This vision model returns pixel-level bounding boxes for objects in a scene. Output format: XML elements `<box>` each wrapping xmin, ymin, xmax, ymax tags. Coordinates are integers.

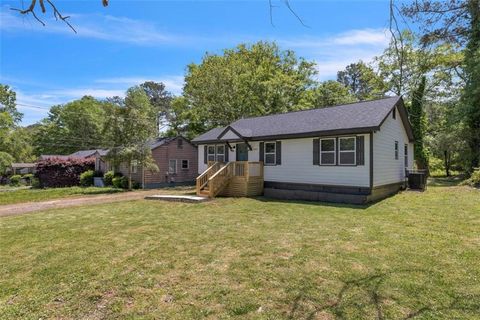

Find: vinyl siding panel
<box><xmin>264</xmin><ymin>136</ymin><xmax>370</xmax><ymax>187</ymax></box>
<box><xmin>373</xmin><ymin>107</ymin><xmax>413</xmax><ymax>187</ymax></box>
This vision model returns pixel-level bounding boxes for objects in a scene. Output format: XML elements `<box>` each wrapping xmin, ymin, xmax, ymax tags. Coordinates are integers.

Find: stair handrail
<box><xmin>208</xmin><ymin>162</ymin><xmax>233</xmax><ymax>197</ymax></box>
<box><xmin>196</xmin><ymin>162</ymin><xmax>221</xmax><ymax>191</ymax></box>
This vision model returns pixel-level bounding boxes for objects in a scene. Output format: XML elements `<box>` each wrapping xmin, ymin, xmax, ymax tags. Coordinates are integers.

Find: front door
<box><xmin>236</xmin><ymin>143</ymin><xmax>249</xmax><ymax>161</ymax></box>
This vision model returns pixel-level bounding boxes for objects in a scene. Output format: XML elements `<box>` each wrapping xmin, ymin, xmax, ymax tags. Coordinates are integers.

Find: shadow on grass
<box><xmin>428</xmin><ymin>175</ymin><xmax>465</xmax><ymax>187</ymax></box>
<box><xmin>288</xmin><ymin>268</ymin><xmax>480</xmax><ymax>320</ymax></box>
<box><xmin>252</xmin><ymin>196</ymin><xmax>372</xmax><ymax>210</ymax></box>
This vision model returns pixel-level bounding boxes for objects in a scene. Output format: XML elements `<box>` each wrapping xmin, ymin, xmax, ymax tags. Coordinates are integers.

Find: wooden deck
<box><xmin>196</xmin><ymin>161</ymin><xmax>264</xmax><ymax>198</ymax></box>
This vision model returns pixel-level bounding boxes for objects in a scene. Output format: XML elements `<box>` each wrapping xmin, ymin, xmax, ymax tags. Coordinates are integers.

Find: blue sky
<box><xmin>1</xmin><ymin>0</ymin><xmax>393</xmax><ymax>125</ymax></box>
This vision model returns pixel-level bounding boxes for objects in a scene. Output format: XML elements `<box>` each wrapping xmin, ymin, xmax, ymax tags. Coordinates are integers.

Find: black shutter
<box><xmin>259</xmin><ymin>142</ymin><xmax>264</xmax><ymax>162</ymax></box>
<box><xmin>224</xmin><ymin>145</ymin><xmax>229</xmax><ymax>162</ymax></box>
<box><xmin>204</xmin><ymin>146</ymin><xmax>207</xmax><ymax>164</ymax></box>
<box><xmin>335</xmin><ymin>137</ymin><xmax>339</xmax><ymax>166</ymax></box>
<box><xmin>276</xmin><ymin>141</ymin><xmax>282</xmax><ymax>165</ymax></box>
<box><xmin>356</xmin><ymin>136</ymin><xmax>365</xmax><ymax>165</ymax></box>
<box><xmin>313</xmin><ymin>139</ymin><xmax>320</xmax><ymax>165</ymax></box>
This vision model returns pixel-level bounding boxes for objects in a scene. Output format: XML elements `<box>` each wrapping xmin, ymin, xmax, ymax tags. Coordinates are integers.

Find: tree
<box><xmin>184</xmin><ymin>41</ymin><xmax>317</xmax><ymax>133</ymax></box>
<box><xmin>0</xmin><ymin>84</ymin><xmax>22</xmax><ymax>125</ymax></box>
<box><xmin>104</xmin><ymin>87</ymin><xmax>158</xmax><ymax>190</ymax></box>
<box><xmin>460</xmin><ymin>0</ymin><xmax>480</xmax><ymax>170</ymax></box>
<box><xmin>336</xmin><ymin>61</ymin><xmax>386</xmax><ymax>100</ymax></box>
<box><xmin>399</xmin><ymin>0</ymin><xmax>480</xmax><ymax>170</ymax></box>
<box><xmin>301</xmin><ymin>81</ymin><xmax>356</xmax><ymax>108</ymax></box>
<box><xmin>139</xmin><ymin>81</ymin><xmax>173</xmax><ymax>135</ymax></box>
<box><xmin>0</xmin><ymin>152</ymin><xmax>14</xmax><ymax>176</ymax></box>
<box><xmin>410</xmin><ymin>76</ymin><xmax>429</xmax><ymax>170</ymax></box>
<box><xmin>34</xmin><ymin>96</ymin><xmax>110</xmax><ymax>155</ymax></box>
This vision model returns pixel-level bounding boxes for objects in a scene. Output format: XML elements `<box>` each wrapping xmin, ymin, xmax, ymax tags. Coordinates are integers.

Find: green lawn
<box><xmin>0</xmin><ymin>183</ymin><xmax>479</xmax><ymax>319</ymax></box>
<box><xmin>0</xmin><ymin>186</ymin><xmax>125</xmax><ymax>205</ymax></box>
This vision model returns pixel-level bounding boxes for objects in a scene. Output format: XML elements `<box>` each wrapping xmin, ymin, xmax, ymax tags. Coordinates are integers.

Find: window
<box><xmin>181</xmin><ymin>159</ymin><xmax>189</xmax><ymax>169</ymax></box>
<box><xmin>404</xmin><ymin>144</ymin><xmax>408</xmax><ymax>167</ymax></box>
<box><xmin>207</xmin><ymin>146</ymin><xmax>216</xmax><ymax>162</ymax></box>
<box><xmin>395</xmin><ymin>141</ymin><xmax>399</xmax><ymax>160</ymax></box>
<box><xmin>131</xmin><ymin>160</ymin><xmax>138</xmax><ymax>174</ymax></box>
<box><xmin>392</xmin><ymin>107</ymin><xmax>396</xmax><ymax>119</ymax></box>
<box><xmin>264</xmin><ymin>142</ymin><xmax>276</xmax><ymax>165</ymax></box>
<box><xmin>207</xmin><ymin>145</ymin><xmax>226</xmax><ymax>162</ymax></box>
<box><xmin>320</xmin><ymin>138</ymin><xmax>336</xmax><ymax>165</ymax></box>
<box><xmin>168</xmin><ymin>159</ymin><xmax>177</xmax><ymax>174</ymax></box>
<box><xmin>216</xmin><ymin>145</ymin><xmax>225</xmax><ymax>162</ymax></box>
<box><xmin>339</xmin><ymin>137</ymin><xmax>356</xmax><ymax>165</ymax></box>
<box><xmin>177</xmin><ymin>139</ymin><xmax>183</xmax><ymax>149</ymax></box>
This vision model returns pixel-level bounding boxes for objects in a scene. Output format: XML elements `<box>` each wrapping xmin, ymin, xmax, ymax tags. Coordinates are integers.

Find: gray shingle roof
<box><xmin>192</xmin><ymin>97</ymin><xmax>413</xmax><ymax>143</ymax></box>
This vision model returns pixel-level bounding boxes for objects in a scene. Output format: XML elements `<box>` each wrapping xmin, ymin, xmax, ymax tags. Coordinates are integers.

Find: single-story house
<box><xmin>9</xmin><ymin>163</ymin><xmax>36</xmax><ymax>175</ymax></box>
<box><xmin>96</xmin><ymin>136</ymin><xmax>198</xmax><ymax>189</ymax></box>
<box><xmin>192</xmin><ymin>96</ymin><xmax>415</xmax><ymax>204</ymax></box>
<box><xmin>39</xmin><ymin>149</ymin><xmax>103</xmax><ymax>161</ymax></box>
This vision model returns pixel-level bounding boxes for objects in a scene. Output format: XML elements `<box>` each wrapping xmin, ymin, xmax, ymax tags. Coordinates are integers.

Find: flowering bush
<box><xmin>35</xmin><ymin>158</ymin><xmax>95</xmax><ymax>188</ymax></box>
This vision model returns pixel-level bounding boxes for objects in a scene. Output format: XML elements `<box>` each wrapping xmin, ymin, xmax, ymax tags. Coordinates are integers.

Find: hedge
<box><xmin>35</xmin><ymin>158</ymin><xmax>95</xmax><ymax>188</ymax></box>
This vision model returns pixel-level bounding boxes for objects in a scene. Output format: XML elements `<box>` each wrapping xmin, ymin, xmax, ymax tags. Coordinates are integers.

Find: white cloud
<box><xmin>0</xmin><ymin>10</ymin><xmax>179</xmax><ymax>46</ymax></box>
<box><xmin>95</xmin><ymin>76</ymin><xmax>184</xmax><ymax>95</ymax></box>
<box><xmin>276</xmin><ymin>29</ymin><xmax>390</xmax><ymax>80</ymax></box>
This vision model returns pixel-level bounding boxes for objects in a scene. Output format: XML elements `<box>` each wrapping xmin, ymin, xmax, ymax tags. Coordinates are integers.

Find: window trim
<box><xmin>395</xmin><ymin>141</ymin><xmax>399</xmax><ymax>160</ymax></box>
<box><xmin>404</xmin><ymin>144</ymin><xmax>408</xmax><ymax>167</ymax></box>
<box><xmin>181</xmin><ymin>159</ymin><xmax>189</xmax><ymax>170</ymax></box>
<box><xmin>338</xmin><ymin>136</ymin><xmax>356</xmax><ymax>166</ymax></box>
<box><xmin>168</xmin><ymin>159</ymin><xmax>177</xmax><ymax>174</ymax></box>
<box><xmin>264</xmin><ymin>141</ymin><xmax>276</xmax><ymax>166</ymax></box>
<box><xmin>320</xmin><ymin>138</ymin><xmax>336</xmax><ymax>166</ymax></box>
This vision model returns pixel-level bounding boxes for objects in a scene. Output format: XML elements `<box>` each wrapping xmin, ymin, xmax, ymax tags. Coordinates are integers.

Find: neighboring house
<box><xmin>192</xmin><ymin>96</ymin><xmax>415</xmax><ymax>204</ymax></box>
<box><xmin>97</xmin><ymin>136</ymin><xmax>198</xmax><ymax>189</ymax></box>
<box><xmin>39</xmin><ymin>149</ymin><xmax>103</xmax><ymax>161</ymax></box>
<box><xmin>10</xmin><ymin>163</ymin><xmax>36</xmax><ymax>175</ymax></box>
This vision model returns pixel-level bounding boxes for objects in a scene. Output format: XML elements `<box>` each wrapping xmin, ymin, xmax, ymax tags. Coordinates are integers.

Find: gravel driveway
<box><xmin>0</xmin><ymin>189</ymin><xmax>192</xmax><ymax>218</ymax></box>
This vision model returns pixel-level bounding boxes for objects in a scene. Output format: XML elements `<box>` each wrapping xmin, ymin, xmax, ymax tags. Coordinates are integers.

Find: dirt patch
<box><xmin>0</xmin><ymin>188</ymin><xmax>194</xmax><ymax>218</ymax></box>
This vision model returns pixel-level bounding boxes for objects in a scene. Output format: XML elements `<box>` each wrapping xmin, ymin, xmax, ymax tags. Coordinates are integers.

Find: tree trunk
<box><xmin>127</xmin><ymin>160</ymin><xmax>132</xmax><ymax>191</ymax></box>
<box><xmin>444</xmin><ymin>150</ymin><xmax>450</xmax><ymax>177</ymax></box>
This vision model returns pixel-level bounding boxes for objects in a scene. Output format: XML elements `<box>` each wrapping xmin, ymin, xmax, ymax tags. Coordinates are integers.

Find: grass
<box><xmin>0</xmin><ymin>181</ymin><xmax>479</xmax><ymax>319</ymax></box>
<box><xmin>0</xmin><ymin>186</ymin><xmax>125</xmax><ymax>205</ymax></box>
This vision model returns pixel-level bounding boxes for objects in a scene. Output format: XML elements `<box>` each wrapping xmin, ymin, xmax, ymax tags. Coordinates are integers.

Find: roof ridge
<box><xmin>232</xmin><ymin>96</ymin><xmax>400</xmax><ymax>124</ymax></box>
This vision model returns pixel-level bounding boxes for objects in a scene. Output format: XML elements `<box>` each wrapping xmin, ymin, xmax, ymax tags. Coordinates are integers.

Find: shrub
<box><xmin>9</xmin><ymin>175</ymin><xmax>22</xmax><ymax>186</ymax></box>
<box><xmin>112</xmin><ymin>176</ymin><xmax>128</xmax><ymax>189</ymax></box>
<box><xmin>31</xmin><ymin>178</ymin><xmax>41</xmax><ymax>188</ymax></box>
<box><xmin>35</xmin><ymin>158</ymin><xmax>95</xmax><ymax>188</ymax></box>
<box><xmin>461</xmin><ymin>169</ymin><xmax>480</xmax><ymax>188</ymax></box>
<box><xmin>23</xmin><ymin>173</ymin><xmax>34</xmax><ymax>185</ymax></box>
<box><xmin>80</xmin><ymin>170</ymin><xmax>95</xmax><ymax>187</ymax></box>
<box><xmin>103</xmin><ymin>171</ymin><xmax>115</xmax><ymax>186</ymax></box>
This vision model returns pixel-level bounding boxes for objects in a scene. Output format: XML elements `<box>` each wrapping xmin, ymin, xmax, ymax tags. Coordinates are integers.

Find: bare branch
<box><xmin>284</xmin><ymin>0</ymin><xmax>309</xmax><ymax>28</ymax></box>
<box><xmin>45</xmin><ymin>0</ymin><xmax>76</xmax><ymax>33</ymax></box>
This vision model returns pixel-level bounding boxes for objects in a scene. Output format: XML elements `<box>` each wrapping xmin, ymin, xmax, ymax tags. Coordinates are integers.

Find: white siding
<box><xmin>373</xmin><ymin>107</ymin><xmax>414</xmax><ymax>187</ymax></box>
<box><xmin>198</xmin><ymin>145</ymin><xmax>207</xmax><ymax>174</ymax></box>
<box><xmin>264</xmin><ymin>135</ymin><xmax>370</xmax><ymax>187</ymax></box>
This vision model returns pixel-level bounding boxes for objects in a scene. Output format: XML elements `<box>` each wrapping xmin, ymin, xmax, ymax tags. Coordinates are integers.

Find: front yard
<box><xmin>0</xmin><ymin>186</ymin><xmax>125</xmax><ymax>206</ymax></box>
<box><xmin>0</xmin><ymin>182</ymin><xmax>479</xmax><ymax>319</ymax></box>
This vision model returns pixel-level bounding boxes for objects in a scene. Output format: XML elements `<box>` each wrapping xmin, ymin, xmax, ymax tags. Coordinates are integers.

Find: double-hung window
<box><xmin>264</xmin><ymin>142</ymin><xmax>276</xmax><ymax>165</ymax></box>
<box><xmin>394</xmin><ymin>141</ymin><xmax>399</xmax><ymax>160</ymax></box>
<box><xmin>320</xmin><ymin>138</ymin><xmax>336</xmax><ymax>165</ymax></box>
<box><xmin>207</xmin><ymin>146</ymin><xmax>216</xmax><ymax>162</ymax></box>
<box><xmin>216</xmin><ymin>145</ymin><xmax>225</xmax><ymax>162</ymax></box>
<box><xmin>182</xmin><ymin>159</ymin><xmax>189</xmax><ymax>169</ymax></box>
<box><xmin>168</xmin><ymin>159</ymin><xmax>177</xmax><ymax>174</ymax></box>
<box><xmin>339</xmin><ymin>137</ymin><xmax>356</xmax><ymax>165</ymax></box>
<box><xmin>404</xmin><ymin>144</ymin><xmax>408</xmax><ymax>167</ymax></box>
<box><xmin>207</xmin><ymin>145</ymin><xmax>226</xmax><ymax>162</ymax></box>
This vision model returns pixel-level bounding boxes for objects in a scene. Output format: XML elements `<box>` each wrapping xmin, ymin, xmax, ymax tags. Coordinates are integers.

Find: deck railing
<box><xmin>197</xmin><ymin>161</ymin><xmax>264</xmax><ymax>198</ymax></box>
<box><xmin>196</xmin><ymin>162</ymin><xmax>222</xmax><ymax>195</ymax></box>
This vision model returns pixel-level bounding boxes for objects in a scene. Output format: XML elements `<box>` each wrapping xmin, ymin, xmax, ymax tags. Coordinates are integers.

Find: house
<box><xmin>192</xmin><ymin>96</ymin><xmax>415</xmax><ymax>204</ymax></box>
<box><xmin>39</xmin><ymin>149</ymin><xmax>102</xmax><ymax>161</ymax></box>
<box><xmin>96</xmin><ymin>136</ymin><xmax>198</xmax><ymax>189</ymax></box>
<box><xmin>10</xmin><ymin>163</ymin><xmax>36</xmax><ymax>175</ymax></box>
